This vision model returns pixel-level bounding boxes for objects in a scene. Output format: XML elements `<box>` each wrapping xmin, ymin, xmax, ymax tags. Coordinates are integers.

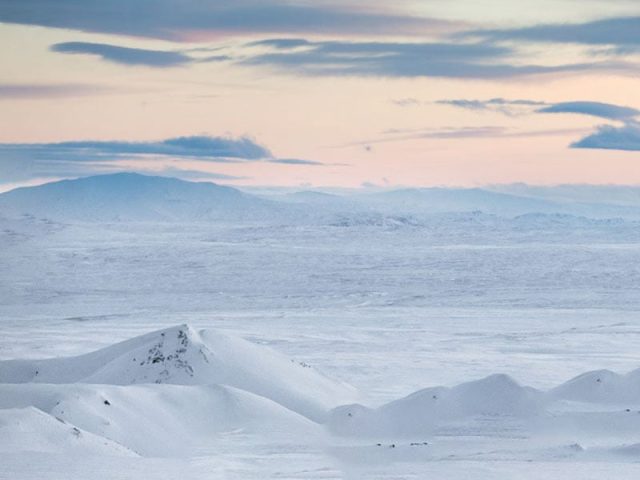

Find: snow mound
<box><xmin>550</xmin><ymin>368</ymin><xmax>640</xmax><ymax>404</ymax></box>
<box><xmin>328</xmin><ymin>374</ymin><xmax>545</xmax><ymax>437</ymax></box>
<box><xmin>0</xmin><ymin>324</ymin><xmax>356</xmax><ymax>422</ymax></box>
<box><xmin>0</xmin><ymin>383</ymin><xmax>319</xmax><ymax>456</ymax></box>
<box><xmin>0</xmin><ymin>407</ymin><xmax>136</xmax><ymax>456</ymax></box>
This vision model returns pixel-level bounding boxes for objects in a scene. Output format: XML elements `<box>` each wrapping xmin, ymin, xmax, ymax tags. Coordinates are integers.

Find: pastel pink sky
<box><xmin>0</xmin><ymin>1</ymin><xmax>639</xmax><ymax>191</ymax></box>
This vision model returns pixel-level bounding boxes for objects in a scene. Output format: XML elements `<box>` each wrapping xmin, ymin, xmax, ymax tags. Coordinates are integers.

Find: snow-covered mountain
<box><xmin>0</xmin><ymin>173</ymin><xmax>279</xmax><ymax>222</ymax></box>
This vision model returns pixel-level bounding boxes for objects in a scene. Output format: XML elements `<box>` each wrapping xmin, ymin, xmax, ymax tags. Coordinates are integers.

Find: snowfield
<box><xmin>1</xmin><ymin>174</ymin><xmax>640</xmax><ymax>478</ymax></box>
<box><xmin>2</xmin><ymin>325</ymin><xmax>640</xmax><ymax>478</ymax></box>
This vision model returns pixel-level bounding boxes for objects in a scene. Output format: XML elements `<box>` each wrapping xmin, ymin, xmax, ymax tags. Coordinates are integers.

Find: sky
<box><xmin>1</xmin><ymin>0</ymin><xmax>640</xmax><ymax>192</ymax></box>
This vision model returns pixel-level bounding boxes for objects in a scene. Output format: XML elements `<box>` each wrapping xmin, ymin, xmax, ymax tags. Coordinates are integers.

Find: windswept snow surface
<box><xmin>2</xmin><ymin>176</ymin><xmax>640</xmax><ymax>478</ymax></box>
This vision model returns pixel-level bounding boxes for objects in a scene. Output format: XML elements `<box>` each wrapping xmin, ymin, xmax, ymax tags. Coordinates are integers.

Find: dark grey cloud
<box><xmin>0</xmin><ymin>83</ymin><xmax>111</xmax><ymax>99</ymax></box>
<box><xmin>538</xmin><ymin>101</ymin><xmax>640</xmax><ymax>121</ymax></box>
<box><xmin>0</xmin><ymin>1</ymin><xmax>458</xmax><ymax>41</ymax></box>
<box><xmin>239</xmin><ymin>38</ymin><xmax>633</xmax><ymax>79</ymax></box>
<box><xmin>51</xmin><ymin>42</ymin><xmax>192</xmax><ymax>67</ymax></box>
<box><xmin>464</xmin><ymin>16</ymin><xmax>640</xmax><ymax>48</ymax></box>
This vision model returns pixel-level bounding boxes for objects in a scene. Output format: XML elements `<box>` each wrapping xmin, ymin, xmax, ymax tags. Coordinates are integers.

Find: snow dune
<box><xmin>329</xmin><ymin>373</ymin><xmax>545</xmax><ymax>437</ymax></box>
<box><xmin>0</xmin><ymin>383</ymin><xmax>319</xmax><ymax>456</ymax></box>
<box><xmin>0</xmin><ymin>324</ymin><xmax>357</xmax><ymax>423</ymax></box>
<box><xmin>329</xmin><ymin>370</ymin><xmax>640</xmax><ymax>438</ymax></box>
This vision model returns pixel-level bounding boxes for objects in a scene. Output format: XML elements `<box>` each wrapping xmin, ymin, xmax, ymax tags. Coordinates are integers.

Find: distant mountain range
<box><xmin>2</xmin><ymin>172</ymin><xmax>640</xmax><ymax>222</ymax></box>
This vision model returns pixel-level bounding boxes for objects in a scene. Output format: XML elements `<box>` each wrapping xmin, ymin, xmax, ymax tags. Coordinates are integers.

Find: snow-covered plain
<box><xmin>2</xmin><ymin>174</ymin><xmax>640</xmax><ymax>479</ymax></box>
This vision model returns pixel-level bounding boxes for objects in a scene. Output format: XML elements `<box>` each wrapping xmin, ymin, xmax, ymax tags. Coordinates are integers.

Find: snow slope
<box><xmin>0</xmin><ymin>383</ymin><xmax>319</xmax><ymax>456</ymax></box>
<box><xmin>0</xmin><ymin>407</ymin><xmax>136</xmax><ymax>456</ymax></box>
<box><xmin>0</xmin><ymin>324</ymin><xmax>357</xmax><ymax>422</ymax></box>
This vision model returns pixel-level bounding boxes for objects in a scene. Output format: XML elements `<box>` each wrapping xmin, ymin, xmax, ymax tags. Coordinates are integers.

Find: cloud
<box><xmin>0</xmin><ymin>1</ymin><xmax>459</xmax><ymax>41</ymax></box>
<box><xmin>538</xmin><ymin>101</ymin><xmax>640</xmax><ymax>121</ymax></box>
<box><xmin>435</xmin><ymin>97</ymin><xmax>640</xmax><ymax>151</ymax></box>
<box><xmin>6</xmin><ymin>135</ymin><xmax>273</xmax><ymax>160</ymax></box>
<box><xmin>50</xmin><ymin>42</ymin><xmax>233</xmax><ymax>67</ymax></box>
<box><xmin>0</xmin><ymin>83</ymin><xmax>111</xmax><ymax>99</ymax></box>
<box><xmin>571</xmin><ymin>123</ymin><xmax>640</xmax><ymax>151</ymax></box>
<box><xmin>270</xmin><ymin>158</ymin><xmax>324</xmax><ymax>166</ymax></box>
<box><xmin>392</xmin><ymin>98</ymin><xmax>421</xmax><ymax>107</ymax></box>
<box><xmin>436</xmin><ymin>98</ymin><xmax>548</xmax><ymax>115</ymax></box>
<box><xmin>464</xmin><ymin>16</ymin><xmax>640</xmax><ymax>49</ymax></box>
<box><xmin>536</xmin><ymin>100</ymin><xmax>640</xmax><ymax>151</ymax></box>
<box><xmin>51</xmin><ymin>42</ymin><xmax>192</xmax><ymax>67</ymax></box>
<box><xmin>0</xmin><ymin>135</ymin><xmax>323</xmax><ymax>185</ymax></box>
<box><xmin>239</xmin><ymin>38</ymin><xmax>633</xmax><ymax>79</ymax></box>
<box><xmin>340</xmin><ymin>125</ymin><xmax>589</xmax><ymax>147</ymax></box>
<box><xmin>150</xmin><ymin>167</ymin><xmax>248</xmax><ymax>181</ymax></box>
<box><xmin>435</xmin><ymin>98</ymin><xmax>640</xmax><ymax>123</ymax></box>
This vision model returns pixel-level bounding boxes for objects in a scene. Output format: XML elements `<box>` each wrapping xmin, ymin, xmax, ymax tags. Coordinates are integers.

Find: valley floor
<box><xmin>1</xmin><ymin>218</ymin><xmax>640</xmax><ymax>478</ymax></box>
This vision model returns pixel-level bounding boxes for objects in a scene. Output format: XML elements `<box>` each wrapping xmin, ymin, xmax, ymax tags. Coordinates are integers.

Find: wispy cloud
<box><xmin>339</xmin><ymin>125</ymin><xmax>589</xmax><ymax>148</ymax></box>
<box><xmin>1</xmin><ymin>135</ymin><xmax>273</xmax><ymax>161</ymax></box>
<box><xmin>50</xmin><ymin>42</ymin><xmax>233</xmax><ymax>67</ymax></box>
<box><xmin>538</xmin><ymin>101</ymin><xmax>640</xmax><ymax>121</ymax></box>
<box><xmin>239</xmin><ymin>38</ymin><xmax>634</xmax><ymax>79</ymax></box>
<box><xmin>463</xmin><ymin>16</ymin><xmax>640</xmax><ymax>49</ymax></box>
<box><xmin>51</xmin><ymin>42</ymin><xmax>193</xmax><ymax>67</ymax></box>
<box><xmin>436</xmin><ymin>98</ymin><xmax>548</xmax><ymax>115</ymax></box>
<box><xmin>0</xmin><ymin>83</ymin><xmax>112</xmax><ymax>99</ymax></box>
<box><xmin>270</xmin><ymin>158</ymin><xmax>324</xmax><ymax>166</ymax></box>
<box><xmin>0</xmin><ymin>1</ymin><xmax>460</xmax><ymax>41</ymax></box>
